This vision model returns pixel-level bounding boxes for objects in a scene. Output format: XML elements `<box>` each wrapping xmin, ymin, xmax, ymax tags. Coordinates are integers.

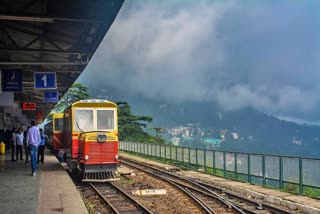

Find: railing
<box><xmin>119</xmin><ymin>141</ymin><xmax>320</xmax><ymax>196</ymax></box>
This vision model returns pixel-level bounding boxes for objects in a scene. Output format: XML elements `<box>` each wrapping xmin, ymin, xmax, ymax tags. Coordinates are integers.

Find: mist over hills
<box><xmin>86</xmin><ymin>85</ymin><xmax>320</xmax><ymax>158</ymax></box>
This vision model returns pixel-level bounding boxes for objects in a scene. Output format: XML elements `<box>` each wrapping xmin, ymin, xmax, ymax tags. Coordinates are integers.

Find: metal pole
<box><xmin>182</xmin><ymin>147</ymin><xmax>184</xmax><ymax>165</ymax></box>
<box><xmin>279</xmin><ymin>156</ymin><xmax>283</xmax><ymax>189</ymax></box>
<box><xmin>204</xmin><ymin>150</ymin><xmax>206</xmax><ymax>173</ymax></box>
<box><xmin>262</xmin><ymin>155</ymin><xmax>266</xmax><ymax>186</ymax></box>
<box><xmin>164</xmin><ymin>145</ymin><xmax>167</xmax><ymax>159</ymax></box>
<box><xmin>223</xmin><ymin>151</ymin><xmax>226</xmax><ymax>178</ymax></box>
<box><xmin>175</xmin><ymin>146</ymin><xmax>178</xmax><ymax>162</ymax></box>
<box><xmin>299</xmin><ymin>157</ymin><xmax>303</xmax><ymax>194</ymax></box>
<box><xmin>189</xmin><ymin>148</ymin><xmax>191</xmax><ymax>166</ymax></box>
<box><xmin>248</xmin><ymin>154</ymin><xmax>251</xmax><ymax>183</ymax></box>
<box><xmin>196</xmin><ymin>148</ymin><xmax>198</xmax><ymax>169</ymax></box>
<box><xmin>235</xmin><ymin>153</ymin><xmax>238</xmax><ymax>180</ymax></box>
<box><xmin>213</xmin><ymin>150</ymin><xmax>216</xmax><ymax>175</ymax></box>
<box><xmin>143</xmin><ymin>143</ymin><xmax>145</xmax><ymax>154</ymax></box>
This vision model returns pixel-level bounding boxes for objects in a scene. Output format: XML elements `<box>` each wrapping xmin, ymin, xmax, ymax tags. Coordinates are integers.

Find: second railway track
<box><xmin>78</xmin><ymin>182</ymin><xmax>153</xmax><ymax>214</ymax></box>
<box><xmin>120</xmin><ymin>157</ymin><xmax>295</xmax><ymax>214</ymax></box>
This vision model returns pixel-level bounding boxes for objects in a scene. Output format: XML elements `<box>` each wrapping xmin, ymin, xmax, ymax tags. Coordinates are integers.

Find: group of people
<box><xmin>11</xmin><ymin>120</ymin><xmax>47</xmax><ymax>176</ymax></box>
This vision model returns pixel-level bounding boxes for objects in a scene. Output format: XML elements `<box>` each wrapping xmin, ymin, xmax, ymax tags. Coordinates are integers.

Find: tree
<box><xmin>45</xmin><ymin>112</ymin><xmax>55</xmax><ymax>122</ymax></box>
<box><xmin>55</xmin><ymin>83</ymin><xmax>89</xmax><ymax>112</ymax></box>
<box><xmin>117</xmin><ymin>101</ymin><xmax>166</xmax><ymax>144</ymax></box>
<box><xmin>148</xmin><ymin>127</ymin><xmax>167</xmax><ymax>136</ymax></box>
<box><xmin>45</xmin><ymin>83</ymin><xmax>89</xmax><ymax>121</ymax></box>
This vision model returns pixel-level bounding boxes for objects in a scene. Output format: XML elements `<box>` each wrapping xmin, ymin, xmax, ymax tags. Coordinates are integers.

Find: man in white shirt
<box><xmin>11</xmin><ymin>128</ymin><xmax>17</xmax><ymax>161</ymax></box>
<box><xmin>16</xmin><ymin>128</ymin><xmax>24</xmax><ymax>160</ymax></box>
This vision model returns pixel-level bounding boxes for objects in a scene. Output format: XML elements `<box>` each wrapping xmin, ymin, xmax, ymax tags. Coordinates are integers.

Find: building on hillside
<box><xmin>183</xmin><ymin>129</ymin><xmax>190</xmax><ymax>138</ymax></box>
<box><xmin>204</xmin><ymin>138</ymin><xmax>222</xmax><ymax>149</ymax></box>
<box><xmin>231</xmin><ymin>132</ymin><xmax>239</xmax><ymax>140</ymax></box>
<box><xmin>220</xmin><ymin>129</ymin><xmax>227</xmax><ymax>139</ymax></box>
<box><xmin>171</xmin><ymin>137</ymin><xmax>180</xmax><ymax>146</ymax></box>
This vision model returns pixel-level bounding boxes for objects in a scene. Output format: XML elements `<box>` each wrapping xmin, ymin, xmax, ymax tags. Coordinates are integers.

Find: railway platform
<box><xmin>0</xmin><ymin>149</ymin><xmax>88</xmax><ymax>214</ymax></box>
<box><xmin>120</xmin><ymin>152</ymin><xmax>320</xmax><ymax>214</ymax></box>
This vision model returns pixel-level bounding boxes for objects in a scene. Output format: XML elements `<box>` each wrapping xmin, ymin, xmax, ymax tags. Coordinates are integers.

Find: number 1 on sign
<box><xmin>41</xmin><ymin>75</ymin><xmax>47</xmax><ymax>87</ymax></box>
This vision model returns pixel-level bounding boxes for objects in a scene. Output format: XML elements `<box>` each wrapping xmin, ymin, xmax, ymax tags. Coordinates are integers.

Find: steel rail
<box><xmin>189</xmin><ymin>180</ymin><xmax>292</xmax><ymax>214</ymax></box>
<box><xmin>185</xmin><ymin>188</ymin><xmax>217</xmax><ymax>214</ymax></box>
<box><xmin>164</xmin><ymin>176</ymin><xmax>246</xmax><ymax>214</ymax></box>
<box><xmin>89</xmin><ymin>182</ymin><xmax>153</xmax><ymax>214</ymax></box>
<box><xmin>160</xmin><ymin>176</ymin><xmax>216</xmax><ymax>214</ymax></box>
<box><xmin>88</xmin><ymin>182</ymin><xmax>120</xmax><ymax>214</ymax></box>
<box><xmin>122</xmin><ymin>160</ymin><xmax>238</xmax><ymax>214</ymax></box>
<box><xmin>121</xmin><ymin>157</ymin><xmax>292</xmax><ymax>214</ymax></box>
<box><xmin>108</xmin><ymin>182</ymin><xmax>153</xmax><ymax>214</ymax></box>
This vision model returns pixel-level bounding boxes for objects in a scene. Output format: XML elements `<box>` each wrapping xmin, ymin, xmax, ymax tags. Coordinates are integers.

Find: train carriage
<box><xmin>52</xmin><ymin>99</ymin><xmax>119</xmax><ymax>182</ymax></box>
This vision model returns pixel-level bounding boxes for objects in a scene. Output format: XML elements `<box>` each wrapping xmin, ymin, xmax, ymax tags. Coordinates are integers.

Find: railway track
<box><xmin>120</xmin><ymin>157</ymin><xmax>294</xmax><ymax>214</ymax></box>
<box><xmin>78</xmin><ymin>181</ymin><xmax>153</xmax><ymax>214</ymax></box>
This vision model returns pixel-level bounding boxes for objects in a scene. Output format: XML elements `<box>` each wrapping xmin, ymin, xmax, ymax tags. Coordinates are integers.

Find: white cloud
<box><xmin>83</xmin><ymin>0</ymin><xmax>320</xmax><ymax>121</ymax></box>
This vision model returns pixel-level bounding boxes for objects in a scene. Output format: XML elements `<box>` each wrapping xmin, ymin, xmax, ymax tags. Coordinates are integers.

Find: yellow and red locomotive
<box><xmin>52</xmin><ymin>99</ymin><xmax>119</xmax><ymax>181</ymax></box>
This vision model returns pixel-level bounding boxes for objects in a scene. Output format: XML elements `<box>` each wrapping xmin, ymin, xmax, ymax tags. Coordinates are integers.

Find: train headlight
<box><xmin>115</xmin><ymin>155</ymin><xmax>119</xmax><ymax>160</ymax></box>
<box><xmin>97</xmin><ymin>134</ymin><xmax>107</xmax><ymax>143</ymax></box>
<box><xmin>85</xmin><ymin>155</ymin><xmax>89</xmax><ymax>160</ymax></box>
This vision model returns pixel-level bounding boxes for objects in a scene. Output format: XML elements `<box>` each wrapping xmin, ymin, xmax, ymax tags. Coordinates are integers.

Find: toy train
<box><xmin>48</xmin><ymin>99</ymin><xmax>120</xmax><ymax>182</ymax></box>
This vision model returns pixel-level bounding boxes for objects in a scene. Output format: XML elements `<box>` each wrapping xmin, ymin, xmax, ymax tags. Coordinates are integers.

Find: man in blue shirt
<box><xmin>37</xmin><ymin>128</ymin><xmax>47</xmax><ymax>164</ymax></box>
<box><xmin>26</xmin><ymin>120</ymin><xmax>41</xmax><ymax>176</ymax></box>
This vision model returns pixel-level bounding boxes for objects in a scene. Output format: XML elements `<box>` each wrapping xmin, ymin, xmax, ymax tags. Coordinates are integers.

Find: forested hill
<box><xmin>90</xmin><ymin>87</ymin><xmax>320</xmax><ymax>158</ymax></box>
<box><xmin>130</xmin><ymin>99</ymin><xmax>320</xmax><ymax>158</ymax></box>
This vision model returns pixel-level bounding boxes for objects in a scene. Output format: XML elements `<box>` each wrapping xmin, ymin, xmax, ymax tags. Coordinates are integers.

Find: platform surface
<box><xmin>0</xmin><ymin>149</ymin><xmax>88</xmax><ymax>214</ymax></box>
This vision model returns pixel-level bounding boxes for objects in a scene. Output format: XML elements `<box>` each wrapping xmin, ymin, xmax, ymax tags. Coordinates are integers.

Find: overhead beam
<box><xmin>0</xmin><ymin>61</ymin><xmax>86</xmax><ymax>65</ymax></box>
<box><xmin>23</xmin><ymin>69</ymin><xmax>82</xmax><ymax>73</ymax></box>
<box><xmin>2</xmin><ymin>27</ymin><xmax>18</xmax><ymax>48</ymax></box>
<box><xmin>3</xmin><ymin>24</ymin><xmax>74</xmax><ymax>46</ymax></box>
<box><xmin>0</xmin><ymin>15</ymin><xmax>108</xmax><ymax>23</ymax></box>
<box><xmin>0</xmin><ymin>15</ymin><xmax>54</xmax><ymax>23</ymax></box>
<box><xmin>0</xmin><ymin>48</ymin><xmax>84</xmax><ymax>55</ymax></box>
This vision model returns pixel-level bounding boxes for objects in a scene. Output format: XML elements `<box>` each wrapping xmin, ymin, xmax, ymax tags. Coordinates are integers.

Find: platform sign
<box><xmin>43</xmin><ymin>91</ymin><xmax>59</xmax><ymax>103</ymax></box>
<box><xmin>2</xmin><ymin>70</ymin><xmax>22</xmax><ymax>92</ymax></box>
<box><xmin>34</xmin><ymin>72</ymin><xmax>57</xmax><ymax>89</ymax></box>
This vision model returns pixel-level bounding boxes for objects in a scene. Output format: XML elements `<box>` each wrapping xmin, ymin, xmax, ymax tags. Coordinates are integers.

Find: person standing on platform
<box><xmin>26</xmin><ymin>121</ymin><xmax>41</xmax><ymax>176</ymax></box>
<box><xmin>24</xmin><ymin>126</ymin><xmax>30</xmax><ymax>164</ymax></box>
<box><xmin>37</xmin><ymin>128</ymin><xmax>47</xmax><ymax>164</ymax></box>
<box><xmin>16</xmin><ymin>128</ymin><xmax>24</xmax><ymax>160</ymax></box>
<box><xmin>11</xmin><ymin>128</ymin><xmax>17</xmax><ymax>161</ymax></box>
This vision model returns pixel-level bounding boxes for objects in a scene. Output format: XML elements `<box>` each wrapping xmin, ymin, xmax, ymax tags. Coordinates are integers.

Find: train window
<box><xmin>74</xmin><ymin>109</ymin><xmax>94</xmax><ymax>131</ymax></box>
<box><xmin>97</xmin><ymin>109</ymin><xmax>115</xmax><ymax>130</ymax></box>
<box><xmin>54</xmin><ymin>118</ymin><xmax>63</xmax><ymax>131</ymax></box>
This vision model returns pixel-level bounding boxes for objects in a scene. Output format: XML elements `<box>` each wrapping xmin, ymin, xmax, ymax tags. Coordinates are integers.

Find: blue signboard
<box><xmin>43</xmin><ymin>91</ymin><xmax>59</xmax><ymax>103</ymax></box>
<box><xmin>2</xmin><ymin>70</ymin><xmax>22</xmax><ymax>92</ymax></box>
<box><xmin>34</xmin><ymin>72</ymin><xmax>57</xmax><ymax>89</ymax></box>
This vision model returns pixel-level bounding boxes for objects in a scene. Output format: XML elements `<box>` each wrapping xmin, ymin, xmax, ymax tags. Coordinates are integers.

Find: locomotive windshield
<box><xmin>74</xmin><ymin>108</ymin><xmax>115</xmax><ymax>131</ymax></box>
<box><xmin>97</xmin><ymin>109</ymin><xmax>115</xmax><ymax>130</ymax></box>
<box><xmin>74</xmin><ymin>109</ymin><xmax>94</xmax><ymax>131</ymax></box>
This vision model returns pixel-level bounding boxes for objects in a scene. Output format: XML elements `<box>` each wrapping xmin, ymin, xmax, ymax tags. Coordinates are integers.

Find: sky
<box><xmin>79</xmin><ymin>0</ymin><xmax>320</xmax><ymax>124</ymax></box>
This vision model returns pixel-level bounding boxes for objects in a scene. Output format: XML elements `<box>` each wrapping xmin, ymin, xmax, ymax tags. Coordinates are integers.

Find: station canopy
<box><xmin>0</xmin><ymin>0</ymin><xmax>124</xmax><ymax>123</ymax></box>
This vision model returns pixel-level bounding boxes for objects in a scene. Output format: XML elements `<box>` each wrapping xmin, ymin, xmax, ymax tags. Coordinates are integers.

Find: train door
<box><xmin>52</xmin><ymin>113</ymin><xmax>64</xmax><ymax>151</ymax></box>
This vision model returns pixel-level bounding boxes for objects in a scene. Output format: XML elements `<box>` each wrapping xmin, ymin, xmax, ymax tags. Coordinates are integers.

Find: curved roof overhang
<box><xmin>0</xmin><ymin>0</ymin><xmax>124</xmax><ymax>124</ymax></box>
